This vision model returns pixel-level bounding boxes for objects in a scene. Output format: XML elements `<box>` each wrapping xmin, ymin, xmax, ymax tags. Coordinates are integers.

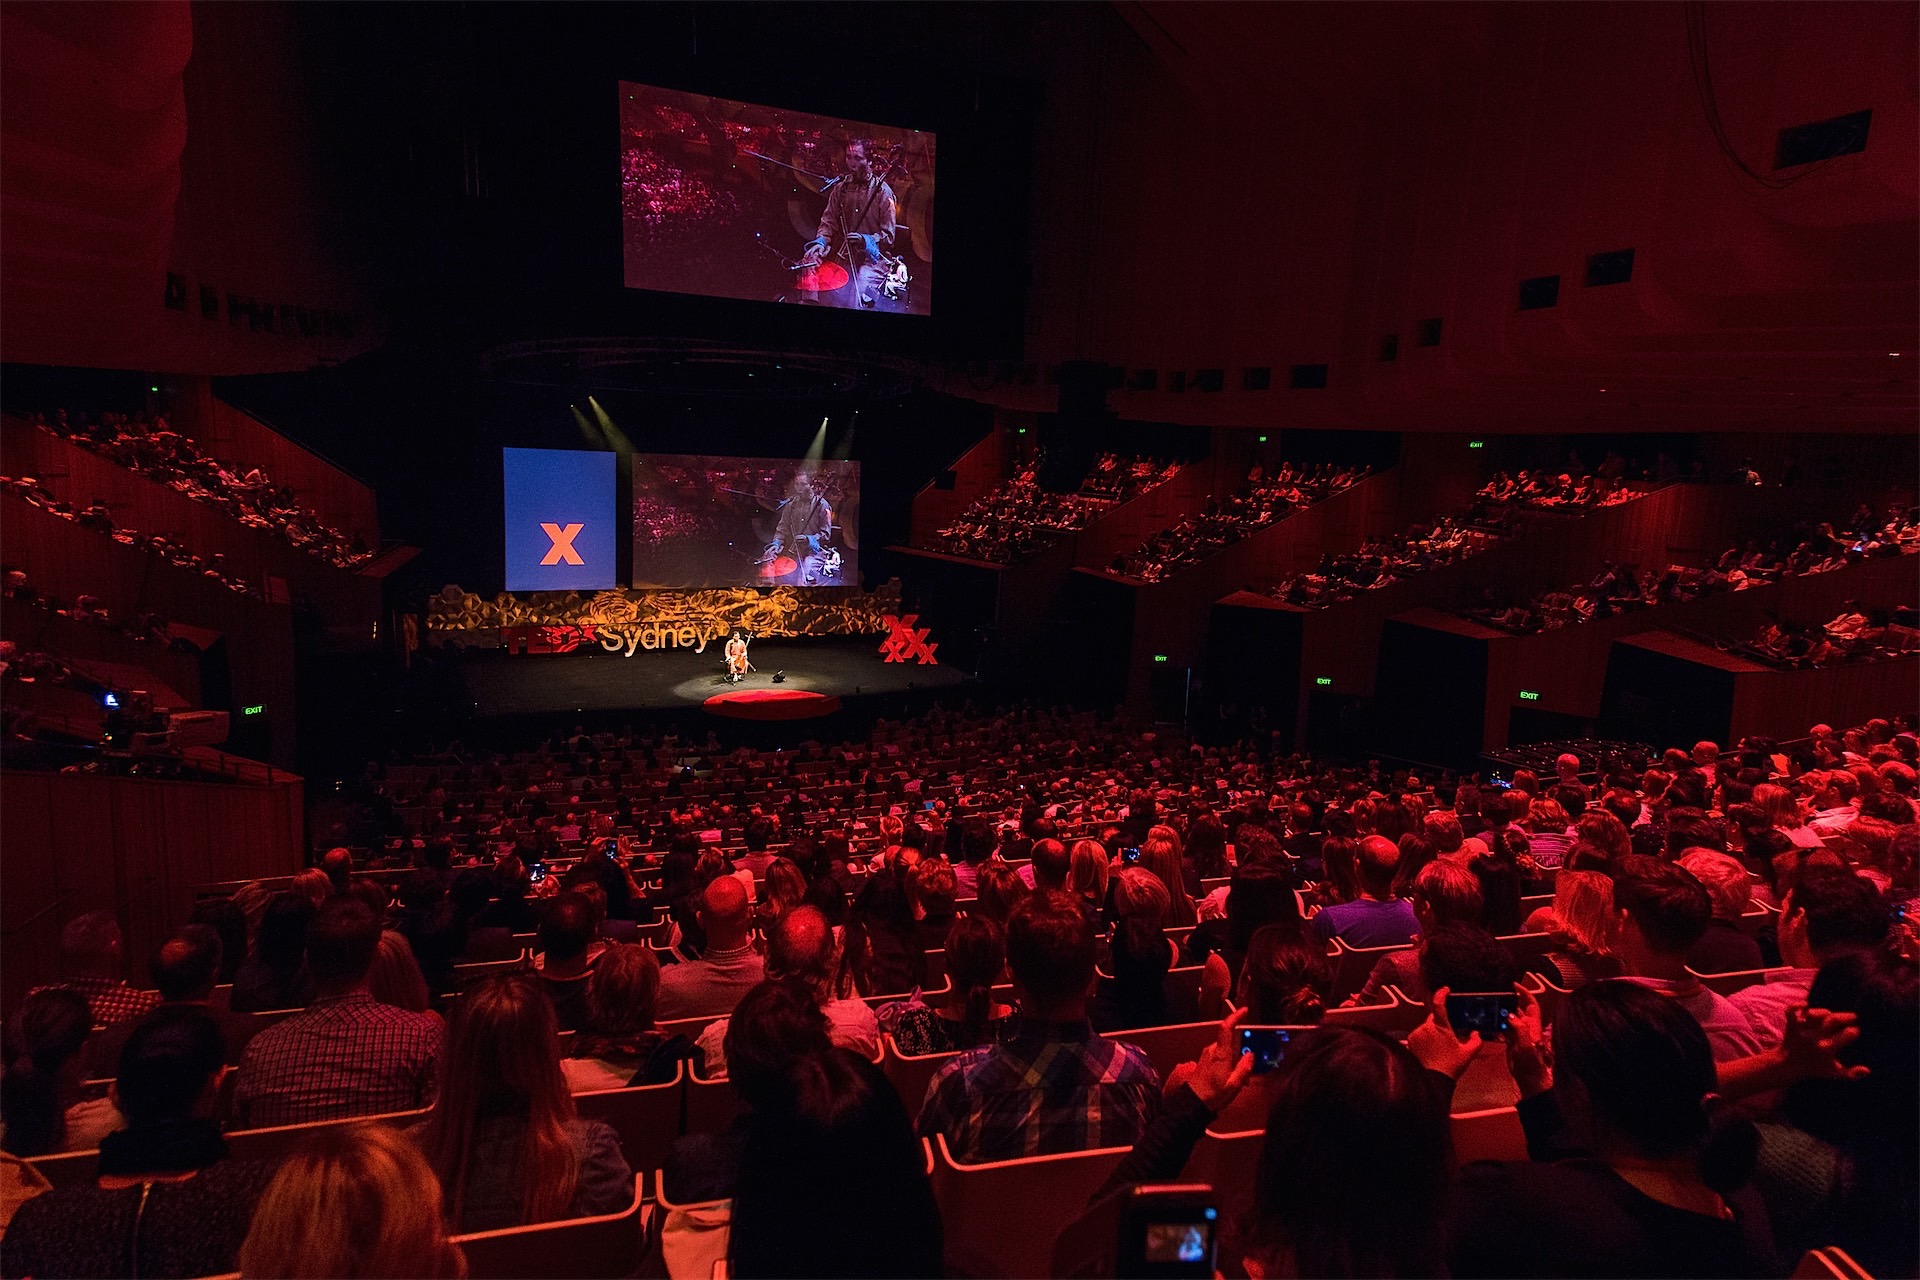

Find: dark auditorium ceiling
<box><xmin>2</xmin><ymin>1</ymin><xmax>1914</xmax><ymax>433</ymax></box>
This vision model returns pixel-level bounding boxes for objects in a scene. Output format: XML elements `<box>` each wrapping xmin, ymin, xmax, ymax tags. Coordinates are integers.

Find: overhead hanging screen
<box><xmin>619</xmin><ymin>82</ymin><xmax>934</xmax><ymax>315</ymax></box>
<box><xmin>503</xmin><ymin>448</ymin><xmax>618</xmax><ymax>591</ymax></box>
<box><xmin>631</xmin><ymin>454</ymin><xmax>860</xmax><ymax>590</ymax></box>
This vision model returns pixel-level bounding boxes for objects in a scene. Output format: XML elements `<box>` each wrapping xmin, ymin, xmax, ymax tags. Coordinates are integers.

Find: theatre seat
<box><xmin>882</xmin><ymin>1035</ymin><xmax>960</xmax><ymax>1116</ymax></box>
<box><xmin>1179</xmin><ymin>1126</ymin><xmax>1263</xmax><ymax>1200</ymax></box>
<box><xmin>1790</xmin><ymin>1246</ymin><xmax>1875</xmax><ymax>1280</ymax></box>
<box><xmin>1450</xmin><ymin>1106</ymin><xmax>1528</xmax><ymax>1163</ymax></box>
<box><xmin>1328</xmin><ymin>939</ymin><xmax>1411</xmax><ymax>1002</ymax></box>
<box><xmin>928</xmin><ymin>1133</ymin><xmax>1133</xmax><ymax>1279</ymax></box>
<box><xmin>1690</xmin><ymin>964</ymin><xmax>1792</xmax><ymax>995</ymax></box>
<box><xmin>1106</xmin><ymin>1019</ymin><xmax>1216</xmax><ymax>1082</ymax></box>
<box><xmin>574</xmin><ymin>1062</ymin><xmax>688</xmax><ymax>1178</ymax></box>
<box><xmin>452</xmin><ymin>1174</ymin><xmax>647</xmax><ymax>1280</ymax></box>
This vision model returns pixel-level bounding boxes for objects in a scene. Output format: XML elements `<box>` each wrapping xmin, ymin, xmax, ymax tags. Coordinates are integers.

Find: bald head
<box><xmin>767</xmin><ymin>905</ymin><xmax>835</xmax><ymax>995</ymax></box>
<box><xmin>320</xmin><ymin>847</ymin><xmax>354</xmax><ymax>893</ymax></box>
<box><xmin>699</xmin><ymin>874</ymin><xmax>752</xmax><ymax>949</ymax></box>
<box><xmin>1356</xmin><ymin>835</ymin><xmax>1400</xmax><ymax>897</ymax></box>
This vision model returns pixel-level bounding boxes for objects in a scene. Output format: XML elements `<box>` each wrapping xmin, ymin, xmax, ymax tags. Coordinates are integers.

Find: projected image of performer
<box><xmin>799</xmin><ymin>139</ymin><xmax>902</xmax><ymax>309</ymax></box>
<box><xmin>724</xmin><ymin>630</ymin><xmax>752</xmax><ymax>683</ymax></box>
<box><xmin>755</xmin><ymin>473</ymin><xmax>841</xmax><ymax>585</ymax></box>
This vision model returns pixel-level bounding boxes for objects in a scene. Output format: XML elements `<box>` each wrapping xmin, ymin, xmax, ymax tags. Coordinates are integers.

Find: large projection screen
<box><xmin>631</xmin><ymin>455</ymin><xmax>860</xmax><ymax>590</ymax></box>
<box><xmin>503</xmin><ymin>447</ymin><xmax>618</xmax><ymax>592</ymax></box>
<box><xmin>620</xmin><ymin>82</ymin><xmax>934</xmax><ymax>315</ymax></box>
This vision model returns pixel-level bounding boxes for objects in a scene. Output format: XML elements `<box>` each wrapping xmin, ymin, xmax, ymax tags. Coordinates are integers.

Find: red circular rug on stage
<box><xmin>758</xmin><ymin>555</ymin><xmax>799</xmax><ymax>580</ymax></box>
<box><xmin>703</xmin><ymin>688</ymin><xmax>843</xmax><ymax>720</ymax></box>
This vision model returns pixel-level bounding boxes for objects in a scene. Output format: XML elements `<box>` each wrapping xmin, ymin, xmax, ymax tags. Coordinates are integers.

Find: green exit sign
<box><xmin>1518</xmin><ymin>690</ymin><xmax>1540</xmax><ymax>702</ymax></box>
<box><xmin>1256</xmin><ymin>435</ymin><xmax>1269</xmax><ymax>443</ymax></box>
<box><xmin>1152</xmin><ymin>654</ymin><xmax>1169</xmax><ymax>663</ymax></box>
<box><xmin>241</xmin><ymin>704</ymin><xmax>265</xmax><ymax>716</ymax></box>
<box><xmin>1315</xmin><ymin>676</ymin><xmax>1333</xmax><ymax>686</ymax></box>
<box><xmin>1468</xmin><ymin>440</ymin><xmax>1485</xmax><ymax>449</ymax></box>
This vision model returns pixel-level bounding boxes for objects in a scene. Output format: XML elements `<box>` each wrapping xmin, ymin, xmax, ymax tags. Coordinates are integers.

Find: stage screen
<box><xmin>503</xmin><ymin>448</ymin><xmax>618</xmax><ymax>591</ymax></box>
<box><xmin>619</xmin><ymin>82</ymin><xmax>934</xmax><ymax>315</ymax></box>
<box><xmin>631</xmin><ymin>455</ymin><xmax>861</xmax><ymax>590</ymax></box>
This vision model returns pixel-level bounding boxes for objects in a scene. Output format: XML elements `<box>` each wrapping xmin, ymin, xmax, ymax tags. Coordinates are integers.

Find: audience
<box><xmin>34</xmin><ymin>911</ymin><xmax>159</xmax><ymax>1028</ymax></box>
<box><xmin>2</xmin><ymin>1010</ymin><xmax>278</xmax><ymax>1279</ymax></box>
<box><xmin>237</xmin><ymin>1124</ymin><xmax>464</xmax><ymax>1278</ymax></box>
<box><xmin>1729</xmin><ymin>867</ymin><xmax>1886</xmax><ymax>1049</ymax></box>
<box><xmin>231</xmin><ymin>893</ymin><xmax>317</xmax><ymax>1013</ymax></box>
<box><xmin>699</xmin><ymin>906</ymin><xmax>880</xmax><ymax>1076</ymax></box>
<box><xmin>886</xmin><ymin>915</ymin><xmax>1017</xmax><ymax>1055</ymax></box>
<box><xmin>563</xmin><ymin>942</ymin><xmax>694</xmax><ymax>1090</ymax></box>
<box><xmin>918</xmin><ymin>892</ymin><xmax>1160</xmax><ymax>1160</ymax></box>
<box><xmin>234</xmin><ymin>898</ymin><xmax>441</xmax><ymax>1126</ymax></box>
<box><xmin>654</xmin><ymin>876</ymin><xmax>764</xmax><ymax>1019</ymax></box>
<box><xmin>0</xmin><ymin>989</ymin><xmax>119</xmax><ymax>1156</ymax></box>
<box><xmin>1609</xmin><ymin>856</ymin><xmax>1766</xmax><ymax>1062</ymax></box>
<box><xmin>1311</xmin><ymin>835</ymin><xmax>1419</xmax><ymax>948</ymax></box>
<box><xmin>1109</xmin><ymin>461</ymin><xmax>1369</xmax><ymax>582</ymax></box>
<box><xmin>534</xmin><ymin>892</ymin><xmax>598</xmax><ymax>1032</ymax></box>
<box><xmin>411</xmin><ymin>973</ymin><xmax>631</xmax><ymax>1231</ymax></box>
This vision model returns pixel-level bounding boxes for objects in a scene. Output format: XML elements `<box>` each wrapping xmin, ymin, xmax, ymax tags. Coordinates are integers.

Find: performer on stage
<box><xmin>756</xmin><ymin>473</ymin><xmax>836</xmax><ymax>584</ymax></box>
<box><xmin>799</xmin><ymin>138</ymin><xmax>900</xmax><ymax>308</ymax></box>
<box><xmin>724</xmin><ymin>630</ymin><xmax>752</xmax><ymax>683</ymax></box>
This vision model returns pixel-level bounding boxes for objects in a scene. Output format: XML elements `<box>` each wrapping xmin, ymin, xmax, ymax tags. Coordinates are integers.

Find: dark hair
<box><xmin>943</xmin><ymin>915</ymin><xmax>1006</xmax><ymax>1048</ymax></box>
<box><xmin>1241</xmin><ymin>1027</ymin><xmax>1450</xmax><ymax>1277</ymax></box>
<box><xmin>256</xmin><ymin>893</ymin><xmax>316</xmax><ymax>973</ymax></box>
<box><xmin>538</xmin><ymin>892</ymin><xmax>595</xmax><ymax>965</ymax></box>
<box><xmin>449</xmin><ymin>869</ymin><xmax>494</xmax><ymax>918</ymax></box>
<box><xmin>1319</xmin><ymin>836</ymin><xmax>1359</xmax><ymax>903</ymax></box>
<box><xmin>1239</xmin><ymin>924</ymin><xmax>1332</xmax><ymax>1024</ymax></box>
<box><xmin>1417</xmin><ymin>924</ymin><xmax>1517</xmax><ymax>995</ymax></box>
<box><xmin>1788</xmin><ymin>868</ymin><xmax>1890</xmax><ymax>957</ymax></box>
<box><xmin>116</xmin><ymin>1008</ymin><xmax>226</xmax><ymax>1127</ymax></box>
<box><xmin>305</xmin><ymin>897</ymin><xmax>383</xmax><ymax>990</ymax></box>
<box><xmin>729</xmin><ymin>1049</ymin><xmax>943</xmax><ymax>1278</ymax></box>
<box><xmin>972</xmin><ymin>861</ymin><xmax>1028</xmax><ymax>925</ymax></box>
<box><xmin>1612</xmin><ymin>855</ymin><xmax>1712</xmax><ymax>954</ymax></box>
<box><xmin>1466</xmin><ymin>846</ymin><xmax>1525</xmax><ymax>936</ymax></box>
<box><xmin>723</xmin><ymin>980</ymin><xmax>835</xmax><ymax>1113</ymax></box>
<box><xmin>958</xmin><ymin>817</ymin><xmax>996</xmax><ymax>864</ymax></box>
<box><xmin>1663</xmin><ymin>807</ymin><xmax>1723</xmax><ymax>856</ymax></box>
<box><xmin>187</xmin><ymin>899</ymin><xmax>248</xmax><ymax>984</ymax></box>
<box><xmin>1553</xmin><ymin>980</ymin><xmax>1753</xmax><ymax>1191</ymax></box>
<box><xmin>1225</xmin><ymin>866</ymin><xmax>1301</xmax><ymax>965</ymax></box>
<box><xmin>1186</xmin><ymin>815</ymin><xmax>1231</xmax><ymax>878</ymax></box>
<box><xmin>1390</xmin><ymin>833</ymin><xmax>1438</xmax><ymax>899</ymax></box>
<box><xmin>1005</xmin><ymin>891</ymin><xmax>1095</xmax><ymax>1008</ymax></box>
<box><xmin>152</xmin><ymin>924</ymin><xmax>223</xmax><ymax>1002</ymax></box>
<box><xmin>1</xmin><ymin>987</ymin><xmax>94</xmax><ymax>1155</ymax></box>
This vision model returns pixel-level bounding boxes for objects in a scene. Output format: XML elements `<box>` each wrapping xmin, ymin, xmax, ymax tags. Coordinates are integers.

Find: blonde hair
<box><xmin>290</xmin><ymin>868</ymin><xmax>332</xmax><ymax>911</ymax></box>
<box><xmin>1677</xmin><ymin>850</ymin><xmax>1752</xmax><ymax>922</ymax></box>
<box><xmin>1068</xmin><ymin>839</ymin><xmax>1110</xmax><ymax>903</ymax></box>
<box><xmin>1139</xmin><ymin>827</ymin><xmax>1196</xmax><ymax>926</ymax></box>
<box><xmin>1752</xmin><ymin>784</ymin><xmax>1807</xmax><ymax>830</ymax></box>
<box><xmin>417</xmin><ymin>973</ymin><xmax>578</xmax><ymax>1227</ymax></box>
<box><xmin>1549</xmin><ymin>870</ymin><xmax>1616</xmax><ymax>960</ymax></box>
<box><xmin>367</xmin><ymin>930</ymin><xmax>432</xmax><ymax>1013</ymax></box>
<box><xmin>1112</xmin><ymin>866</ymin><xmax>1172</xmax><ymax>925</ymax></box>
<box><xmin>238</xmin><ymin>1124</ymin><xmax>465</xmax><ymax>1278</ymax></box>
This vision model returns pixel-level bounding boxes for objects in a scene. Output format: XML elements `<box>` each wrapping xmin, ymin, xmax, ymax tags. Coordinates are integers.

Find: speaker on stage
<box><xmin>772</xmin><ymin>671</ymin><xmax>786</xmax><ymax>683</ymax></box>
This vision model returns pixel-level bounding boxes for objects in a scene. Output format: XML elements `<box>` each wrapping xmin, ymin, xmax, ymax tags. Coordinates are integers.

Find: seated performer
<box><xmin>724</xmin><ymin>631</ymin><xmax>751</xmax><ymax>683</ymax></box>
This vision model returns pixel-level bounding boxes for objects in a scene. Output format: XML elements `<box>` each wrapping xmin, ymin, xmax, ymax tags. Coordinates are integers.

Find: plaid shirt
<box><xmin>235</xmin><ymin>992</ymin><xmax>441</xmax><ymax>1128</ymax></box>
<box><xmin>916</xmin><ymin>1018</ymin><xmax>1161</xmax><ymax>1162</ymax></box>
<box><xmin>30</xmin><ymin>977</ymin><xmax>159</xmax><ymax>1028</ymax></box>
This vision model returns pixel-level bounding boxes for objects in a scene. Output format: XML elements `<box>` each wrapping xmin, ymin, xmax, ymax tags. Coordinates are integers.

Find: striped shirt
<box><xmin>915</xmin><ymin>1018</ymin><xmax>1160</xmax><ymax>1162</ymax></box>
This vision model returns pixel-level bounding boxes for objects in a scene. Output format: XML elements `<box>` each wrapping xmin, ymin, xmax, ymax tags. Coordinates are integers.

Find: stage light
<box><xmin>588</xmin><ymin>398</ymin><xmax>633</xmax><ymax>454</ymax></box>
<box><xmin>103</xmin><ymin>692</ymin><xmax>120</xmax><ymax>709</ymax></box>
<box><xmin>569</xmin><ymin>404</ymin><xmax>599</xmax><ymax>446</ymax></box>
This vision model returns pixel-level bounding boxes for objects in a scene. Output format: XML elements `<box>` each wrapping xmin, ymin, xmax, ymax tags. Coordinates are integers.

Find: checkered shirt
<box><xmin>915</xmin><ymin>1018</ymin><xmax>1161</xmax><ymax>1162</ymax></box>
<box><xmin>29</xmin><ymin>977</ymin><xmax>160</xmax><ymax>1028</ymax></box>
<box><xmin>235</xmin><ymin>992</ymin><xmax>441</xmax><ymax>1128</ymax></box>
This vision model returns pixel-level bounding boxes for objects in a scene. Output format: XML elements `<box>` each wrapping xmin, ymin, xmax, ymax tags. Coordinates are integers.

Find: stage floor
<box><xmin>455</xmin><ymin>637</ymin><xmax>965</xmax><ymax>719</ymax></box>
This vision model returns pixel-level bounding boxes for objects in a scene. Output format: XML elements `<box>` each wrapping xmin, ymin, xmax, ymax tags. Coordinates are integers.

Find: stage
<box><xmin>454</xmin><ymin>636</ymin><xmax>966</xmax><ymax>721</ymax></box>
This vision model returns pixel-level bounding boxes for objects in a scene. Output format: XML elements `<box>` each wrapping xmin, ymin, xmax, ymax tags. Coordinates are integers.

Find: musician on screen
<box><xmin>724</xmin><ymin>630</ymin><xmax>752</xmax><ymax>683</ymax></box>
<box><xmin>799</xmin><ymin>138</ymin><xmax>899</xmax><ymax>308</ymax></box>
<box><xmin>761</xmin><ymin>473</ymin><xmax>835</xmax><ymax>567</ymax></box>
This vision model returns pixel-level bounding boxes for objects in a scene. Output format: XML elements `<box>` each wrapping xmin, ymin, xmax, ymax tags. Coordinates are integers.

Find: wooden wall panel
<box><xmin>906</xmin><ymin>419</ymin><xmax>1013</xmax><ymax>547</ymax></box>
<box><xmin>0</xmin><ymin>770</ymin><xmax>304</xmax><ymax>1011</ymax></box>
<box><xmin>176</xmin><ymin>380</ymin><xmax>381</xmax><ymax>546</ymax></box>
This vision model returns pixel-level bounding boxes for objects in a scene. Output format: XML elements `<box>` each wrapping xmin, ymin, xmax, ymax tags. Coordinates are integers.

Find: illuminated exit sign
<box><xmin>1468</xmin><ymin>440</ymin><xmax>1485</xmax><ymax>449</ymax></box>
<box><xmin>1518</xmin><ymin>690</ymin><xmax>1541</xmax><ymax>702</ymax></box>
<box><xmin>1315</xmin><ymin>676</ymin><xmax>1333</xmax><ymax>686</ymax></box>
<box><xmin>241</xmin><ymin>704</ymin><xmax>265</xmax><ymax>716</ymax></box>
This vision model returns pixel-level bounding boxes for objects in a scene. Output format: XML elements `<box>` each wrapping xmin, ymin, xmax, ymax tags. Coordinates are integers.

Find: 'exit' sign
<box><xmin>1518</xmin><ymin>690</ymin><xmax>1541</xmax><ymax>702</ymax></box>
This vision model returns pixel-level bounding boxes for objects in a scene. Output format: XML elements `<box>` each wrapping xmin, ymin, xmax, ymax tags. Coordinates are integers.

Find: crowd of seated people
<box><xmin>927</xmin><ymin>455</ymin><xmax>1176</xmax><ymax>563</ymax></box>
<box><xmin>1076</xmin><ymin>452</ymin><xmax>1181</xmax><ymax>502</ymax></box>
<box><xmin>3</xmin><ymin>699</ymin><xmax>1914</xmax><ymax>1276</ymax></box>
<box><xmin>1738</xmin><ymin>603</ymin><xmax>1920</xmax><ymax>668</ymax></box>
<box><xmin>27</xmin><ymin>408</ymin><xmax>374</xmax><ymax>569</ymax></box>
<box><xmin>1473</xmin><ymin>465</ymin><xmax>1640</xmax><ymax>512</ymax></box>
<box><xmin>1461</xmin><ymin>505</ymin><xmax>1920</xmax><ymax>635</ymax></box>
<box><xmin>0</xmin><ymin>473</ymin><xmax>264</xmax><ymax>599</ymax></box>
<box><xmin>1266</xmin><ymin>514</ymin><xmax>1500</xmax><ymax>607</ymax></box>
<box><xmin>1108</xmin><ymin>461</ymin><xmax>1371</xmax><ymax>582</ymax></box>
<box><xmin>2</xmin><ymin>566</ymin><xmax>182</xmax><ymax>649</ymax></box>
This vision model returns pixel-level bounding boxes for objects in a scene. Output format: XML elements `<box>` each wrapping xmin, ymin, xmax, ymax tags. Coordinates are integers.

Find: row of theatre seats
<box><xmin>35</xmin><ymin>922</ymin><xmax>1812</xmax><ymax>1279</ymax></box>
